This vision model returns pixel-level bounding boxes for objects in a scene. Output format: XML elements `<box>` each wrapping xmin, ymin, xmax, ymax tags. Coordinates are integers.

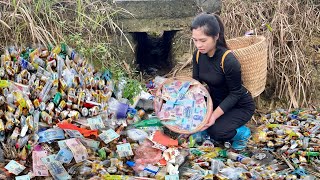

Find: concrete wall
<box><xmin>109</xmin><ymin>0</ymin><xmax>222</xmax><ymax>67</ymax></box>
<box><xmin>112</xmin><ymin>0</ymin><xmax>222</xmax><ymax>32</ymax></box>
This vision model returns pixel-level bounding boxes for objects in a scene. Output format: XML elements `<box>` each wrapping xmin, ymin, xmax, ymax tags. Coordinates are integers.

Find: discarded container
<box><xmin>211</xmin><ymin>159</ymin><xmax>225</xmax><ymax>175</ymax></box>
<box><xmin>227</xmin><ymin>152</ymin><xmax>253</xmax><ymax>164</ymax></box>
<box><xmin>126</xmin><ymin>161</ymin><xmax>158</xmax><ymax>174</ymax></box>
<box><xmin>108</xmin><ymin>97</ymin><xmax>129</xmax><ymax>119</ymax></box>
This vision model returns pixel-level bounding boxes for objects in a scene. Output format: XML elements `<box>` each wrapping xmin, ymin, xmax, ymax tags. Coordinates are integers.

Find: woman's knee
<box><xmin>206</xmin><ymin>125</ymin><xmax>231</xmax><ymax>141</ymax></box>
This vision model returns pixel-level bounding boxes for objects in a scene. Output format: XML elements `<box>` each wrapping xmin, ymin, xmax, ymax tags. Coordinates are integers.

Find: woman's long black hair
<box><xmin>191</xmin><ymin>13</ymin><xmax>228</xmax><ymax>49</ymax></box>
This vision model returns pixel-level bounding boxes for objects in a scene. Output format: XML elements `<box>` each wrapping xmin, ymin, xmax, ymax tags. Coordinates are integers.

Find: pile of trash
<box><xmin>249</xmin><ymin>109</ymin><xmax>320</xmax><ymax>179</ymax></box>
<box><xmin>0</xmin><ymin>44</ymin><xmax>319</xmax><ymax>180</ymax></box>
<box><xmin>183</xmin><ymin>109</ymin><xmax>320</xmax><ymax>179</ymax></box>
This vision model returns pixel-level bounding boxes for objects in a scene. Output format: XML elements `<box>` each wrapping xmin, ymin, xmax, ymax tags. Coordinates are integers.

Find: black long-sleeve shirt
<box><xmin>192</xmin><ymin>46</ymin><xmax>250</xmax><ymax>113</ymax></box>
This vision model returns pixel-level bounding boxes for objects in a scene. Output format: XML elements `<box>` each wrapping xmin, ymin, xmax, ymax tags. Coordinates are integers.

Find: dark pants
<box><xmin>207</xmin><ymin>93</ymin><xmax>255</xmax><ymax>141</ymax></box>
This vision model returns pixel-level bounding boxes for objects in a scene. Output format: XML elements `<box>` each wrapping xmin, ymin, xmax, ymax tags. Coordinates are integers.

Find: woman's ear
<box><xmin>215</xmin><ymin>34</ymin><xmax>219</xmax><ymax>41</ymax></box>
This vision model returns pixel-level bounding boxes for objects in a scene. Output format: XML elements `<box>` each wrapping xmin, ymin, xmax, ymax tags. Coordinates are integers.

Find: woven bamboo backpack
<box><xmin>196</xmin><ymin>35</ymin><xmax>268</xmax><ymax>97</ymax></box>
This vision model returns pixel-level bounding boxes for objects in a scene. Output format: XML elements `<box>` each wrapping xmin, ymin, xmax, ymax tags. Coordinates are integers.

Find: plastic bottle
<box><xmin>309</xmin><ymin>124</ymin><xmax>320</xmax><ymax>134</ymax></box>
<box><xmin>211</xmin><ymin>159</ymin><xmax>225</xmax><ymax>175</ymax></box>
<box><xmin>33</xmin><ymin>110</ymin><xmax>40</xmax><ymax>133</ymax></box>
<box><xmin>18</xmin><ymin>56</ymin><xmax>34</xmax><ymax>70</ymax></box>
<box><xmin>7</xmin><ymin>127</ymin><xmax>20</xmax><ymax>146</ymax></box>
<box><xmin>29</xmin><ymin>48</ymin><xmax>39</xmax><ymax>61</ymax></box>
<box><xmin>11</xmin><ymin>91</ymin><xmax>26</xmax><ymax>108</ymax></box>
<box><xmin>174</xmin><ymin>149</ymin><xmax>189</xmax><ymax>166</ymax></box>
<box><xmin>8</xmin><ymin>46</ymin><xmax>19</xmax><ymax>57</ymax></box>
<box><xmin>38</xmin><ymin>79</ymin><xmax>53</xmax><ymax>102</ymax></box>
<box><xmin>285</xmin><ymin>148</ymin><xmax>299</xmax><ymax>156</ymax></box>
<box><xmin>0</xmin><ymin>147</ymin><xmax>4</xmax><ymax>163</ymax></box>
<box><xmin>78</xmin><ymin>165</ymin><xmax>93</xmax><ymax>175</ymax></box>
<box><xmin>56</xmin><ymin>55</ymin><xmax>64</xmax><ymax>79</ymax></box>
<box><xmin>227</xmin><ymin>151</ymin><xmax>253</xmax><ymax>164</ymax></box>
<box><xmin>114</xmin><ymin>79</ymin><xmax>126</xmax><ymax>99</ymax></box>
<box><xmin>32</xmin><ymin>56</ymin><xmax>46</xmax><ymax>68</ymax></box>
<box><xmin>16</xmin><ymin>135</ymin><xmax>29</xmax><ymax>149</ymax></box>
<box><xmin>60</xmin><ymin>43</ymin><xmax>67</xmax><ymax>53</ymax></box>
<box><xmin>66</xmin><ymin>46</ymin><xmax>80</xmax><ymax>61</ymax></box>
<box><xmin>288</xmin><ymin>114</ymin><xmax>298</xmax><ymax>120</ymax></box>
<box><xmin>3</xmin><ymin>49</ymin><xmax>11</xmax><ymax>61</ymax></box>
<box><xmin>0</xmin><ymin>119</ymin><xmax>4</xmax><ymax>138</ymax></box>
<box><xmin>52</xmin><ymin>45</ymin><xmax>61</xmax><ymax>55</ymax></box>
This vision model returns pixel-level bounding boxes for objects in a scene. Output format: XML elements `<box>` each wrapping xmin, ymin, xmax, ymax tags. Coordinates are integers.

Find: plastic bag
<box><xmin>126</xmin><ymin>129</ymin><xmax>148</xmax><ymax>141</ymax></box>
<box><xmin>211</xmin><ymin>159</ymin><xmax>225</xmax><ymax>174</ymax></box>
<box><xmin>220</xmin><ymin>167</ymin><xmax>247</xmax><ymax>180</ymax></box>
<box><xmin>133</xmin><ymin>140</ymin><xmax>162</xmax><ymax>165</ymax></box>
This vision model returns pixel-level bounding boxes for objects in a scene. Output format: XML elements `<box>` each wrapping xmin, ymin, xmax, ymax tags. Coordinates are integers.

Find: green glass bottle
<box><xmin>297</xmin><ymin>151</ymin><xmax>320</xmax><ymax>157</ymax></box>
<box><xmin>60</xmin><ymin>43</ymin><xmax>67</xmax><ymax>54</ymax></box>
<box><xmin>219</xmin><ymin>149</ymin><xmax>228</xmax><ymax>158</ymax></box>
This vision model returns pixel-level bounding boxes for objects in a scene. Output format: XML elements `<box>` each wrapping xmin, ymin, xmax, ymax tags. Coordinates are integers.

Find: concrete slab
<box><xmin>111</xmin><ymin>0</ymin><xmax>221</xmax><ymax>32</ymax></box>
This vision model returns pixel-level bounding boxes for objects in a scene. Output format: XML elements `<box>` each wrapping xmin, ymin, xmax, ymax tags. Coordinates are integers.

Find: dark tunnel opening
<box><xmin>132</xmin><ymin>31</ymin><xmax>177</xmax><ymax>76</ymax></box>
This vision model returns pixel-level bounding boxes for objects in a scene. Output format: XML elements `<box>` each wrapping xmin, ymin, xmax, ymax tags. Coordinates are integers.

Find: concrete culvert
<box><xmin>132</xmin><ymin>31</ymin><xmax>178</xmax><ymax>76</ymax></box>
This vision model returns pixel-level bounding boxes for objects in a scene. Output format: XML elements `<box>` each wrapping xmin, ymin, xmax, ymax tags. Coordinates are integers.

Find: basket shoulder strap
<box><xmin>196</xmin><ymin>50</ymin><xmax>200</xmax><ymax>64</ymax></box>
<box><xmin>220</xmin><ymin>50</ymin><xmax>232</xmax><ymax>73</ymax></box>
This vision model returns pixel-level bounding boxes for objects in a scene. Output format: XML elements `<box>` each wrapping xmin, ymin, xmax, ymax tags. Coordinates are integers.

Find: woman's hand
<box><xmin>199</xmin><ymin>114</ymin><xmax>216</xmax><ymax>131</ymax></box>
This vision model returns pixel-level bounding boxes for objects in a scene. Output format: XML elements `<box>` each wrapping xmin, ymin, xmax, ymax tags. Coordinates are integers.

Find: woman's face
<box><xmin>192</xmin><ymin>27</ymin><xmax>218</xmax><ymax>56</ymax></box>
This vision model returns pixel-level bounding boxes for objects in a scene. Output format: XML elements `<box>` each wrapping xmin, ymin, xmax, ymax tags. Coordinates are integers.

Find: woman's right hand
<box><xmin>199</xmin><ymin>113</ymin><xmax>216</xmax><ymax>131</ymax></box>
<box><xmin>199</xmin><ymin>123</ymin><xmax>210</xmax><ymax>131</ymax></box>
